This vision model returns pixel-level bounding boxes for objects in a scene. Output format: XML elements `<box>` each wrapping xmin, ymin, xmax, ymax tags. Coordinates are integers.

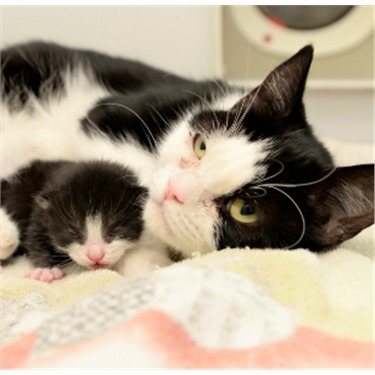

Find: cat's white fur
<box><xmin>1</xmin><ymin>66</ymin><xmax>270</xmax><ymax>275</ymax></box>
<box><xmin>114</xmin><ymin>230</ymin><xmax>172</xmax><ymax>278</ymax></box>
<box><xmin>0</xmin><ymin>207</ymin><xmax>20</xmax><ymax>260</ymax></box>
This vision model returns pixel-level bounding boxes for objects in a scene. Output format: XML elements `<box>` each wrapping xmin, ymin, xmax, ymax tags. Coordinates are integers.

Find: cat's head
<box><xmin>144</xmin><ymin>46</ymin><xmax>374</xmax><ymax>256</ymax></box>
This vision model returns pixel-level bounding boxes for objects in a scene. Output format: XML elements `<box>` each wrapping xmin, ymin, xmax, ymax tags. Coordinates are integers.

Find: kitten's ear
<box><xmin>35</xmin><ymin>193</ymin><xmax>51</xmax><ymax>210</ymax></box>
<box><xmin>304</xmin><ymin>164</ymin><xmax>374</xmax><ymax>250</ymax></box>
<box><xmin>233</xmin><ymin>45</ymin><xmax>313</xmax><ymax>119</ymax></box>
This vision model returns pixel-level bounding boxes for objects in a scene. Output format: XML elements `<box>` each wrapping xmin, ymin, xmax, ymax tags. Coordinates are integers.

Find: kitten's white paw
<box><xmin>0</xmin><ymin>208</ymin><xmax>20</xmax><ymax>260</ymax></box>
<box><xmin>25</xmin><ymin>267</ymin><xmax>65</xmax><ymax>283</ymax></box>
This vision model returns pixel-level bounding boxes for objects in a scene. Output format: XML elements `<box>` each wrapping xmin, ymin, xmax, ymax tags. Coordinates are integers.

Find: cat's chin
<box><xmin>143</xmin><ymin>198</ymin><xmax>216</xmax><ymax>257</ymax></box>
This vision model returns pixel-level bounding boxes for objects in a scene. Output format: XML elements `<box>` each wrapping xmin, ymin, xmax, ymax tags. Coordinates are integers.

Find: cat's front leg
<box><xmin>114</xmin><ymin>231</ymin><xmax>172</xmax><ymax>278</ymax></box>
<box><xmin>0</xmin><ymin>208</ymin><xmax>20</xmax><ymax>260</ymax></box>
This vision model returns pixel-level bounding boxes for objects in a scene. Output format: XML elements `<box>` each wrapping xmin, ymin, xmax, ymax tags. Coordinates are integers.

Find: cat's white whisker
<box><xmin>266</xmin><ymin>186</ymin><xmax>306</xmax><ymax>249</ymax></box>
<box><xmin>183</xmin><ymin>89</ymin><xmax>221</xmax><ymax>130</ymax></box>
<box><xmin>94</xmin><ymin>102</ymin><xmax>158</xmax><ymax>152</ymax></box>
<box><xmin>210</xmin><ymin>79</ymin><xmax>226</xmax><ymax>96</ymax></box>
<box><xmin>258</xmin><ymin>167</ymin><xmax>337</xmax><ymax>189</ymax></box>
<box><xmin>147</xmin><ymin>104</ymin><xmax>171</xmax><ymax>129</ymax></box>
<box><xmin>84</xmin><ymin>114</ymin><xmax>116</xmax><ymax>142</ymax></box>
<box><xmin>236</xmin><ymin>83</ymin><xmax>263</xmax><ymax>130</ymax></box>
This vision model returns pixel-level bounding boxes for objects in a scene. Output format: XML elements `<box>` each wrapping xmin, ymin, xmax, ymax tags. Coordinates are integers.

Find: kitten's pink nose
<box><xmin>86</xmin><ymin>244</ymin><xmax>105</xmax><ymax>263</ymax></box>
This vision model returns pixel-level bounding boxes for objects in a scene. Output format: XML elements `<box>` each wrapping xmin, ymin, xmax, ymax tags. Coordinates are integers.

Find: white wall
<box><xmin>1</xmin><ymin>6</ymin><xmax>220</xmax><ymax>79</ymax></box>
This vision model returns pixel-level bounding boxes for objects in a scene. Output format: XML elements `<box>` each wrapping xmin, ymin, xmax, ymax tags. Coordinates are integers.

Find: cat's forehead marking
<box><xmin>200</xmin><ymin>133</ymin><xmax>269</xmax><ymax>196</ymax></box>
<box><xmin>210</xmin><ymin>90</ymin><xmax>246</xmax><ymax>111</ymax></box>
<box><xmin>157</xmin><ymin>117</ymin><xmax>270</xmax><ymax>198</ymax></box>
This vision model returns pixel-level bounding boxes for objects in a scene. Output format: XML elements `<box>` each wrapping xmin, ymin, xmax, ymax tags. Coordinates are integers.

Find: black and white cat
<box><xmin>1</xmin><ymin>41</ymin><xmax>373</xmax><ymax>274</ymax></box>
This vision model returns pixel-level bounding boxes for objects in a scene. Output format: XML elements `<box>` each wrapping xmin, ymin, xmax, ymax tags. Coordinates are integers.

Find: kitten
<box><xmin>1</xmin><ymin>41</ymin><xmax>373</xmax><ymax>269</ymax></box>
<box><xmin>1</xmin><ymin>160</ymin><xmax>170</xmax><ymax>281</ymax></box>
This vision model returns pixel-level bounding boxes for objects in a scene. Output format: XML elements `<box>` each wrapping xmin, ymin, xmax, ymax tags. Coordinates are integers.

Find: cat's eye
<box><xmin>227</xmin><ymin>198</ymin><xmax>258</xmax><ymax>224</ymax></box>
<box><xmin>193</xmin><ymin>134</ymin><xmax>206</xmax><ymax>159</ymax></box>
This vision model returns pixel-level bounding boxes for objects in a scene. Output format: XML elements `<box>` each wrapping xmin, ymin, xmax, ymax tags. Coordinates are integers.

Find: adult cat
<box><xmin>1</xmin><ymin>41</ymin><xmax>373</xmax><ymax>268</ymax></box>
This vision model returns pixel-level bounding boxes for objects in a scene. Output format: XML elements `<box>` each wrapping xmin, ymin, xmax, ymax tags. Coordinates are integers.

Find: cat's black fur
<box><xmin>1</xmin><ymin>160</ymin><xmax>146</xmax><ymax>267</ymax></box>
<box><xmin>2</xmin><ymin>41</ymin><xmax>222</xmax><ymax>151</ymax></box>
<box><xmin>1</xmin><ymin>41</ymin><xmax>374</xmax><ymax>254</ymax></box>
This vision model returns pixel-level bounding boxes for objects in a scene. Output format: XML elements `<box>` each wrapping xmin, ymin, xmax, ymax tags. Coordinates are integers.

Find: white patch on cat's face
<box><xmin>63</xmin><ymin>216</ymin><xmax>132</xmax><ymax>269</ymax></box>
<box><xmin>211</xmin><ymin>90</ymin><xmax>246</xmax><ymax>111</ymax></box>
<box><xmin>144</xmin><ymin>114</ymin><xmax>270</xmax><ymax>256</ymax></box>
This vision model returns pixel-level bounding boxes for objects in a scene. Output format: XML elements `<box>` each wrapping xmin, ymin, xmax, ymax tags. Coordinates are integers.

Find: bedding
<box><xmin>1</xmin><ymin>138</ymin><xmax>374</xmax><ymax>369</ymax></box>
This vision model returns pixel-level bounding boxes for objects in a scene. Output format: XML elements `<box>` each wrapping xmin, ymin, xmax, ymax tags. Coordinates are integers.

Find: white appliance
<box><xmin>219</xmin><ymin>6</ymin><xmax>374</xmax><ymax>143</ymax></box>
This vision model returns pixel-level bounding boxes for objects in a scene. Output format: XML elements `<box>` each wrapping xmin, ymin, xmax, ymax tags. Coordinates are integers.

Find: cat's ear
<box><xmin>303</xmin><ymin>164</ymin><xmax>374</xmax><ymax>250</ymax></box>
<box><xmin>233</xmin><ymin>45</ymin><xmax>313</xmax><ymax>119</ymax></box>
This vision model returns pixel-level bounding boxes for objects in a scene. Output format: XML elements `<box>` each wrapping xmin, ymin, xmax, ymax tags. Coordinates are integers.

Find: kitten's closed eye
<box><xmin>66</xmin><ymin>226</ymin><xmax>84</xmax><ymax>243</ymax></box>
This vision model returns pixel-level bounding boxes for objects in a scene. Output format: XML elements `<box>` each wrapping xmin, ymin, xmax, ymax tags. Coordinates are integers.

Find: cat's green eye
<box><xmin>228</xmin><ymin>198</ymin><xmax>258</xmax><ymax>224</ymax></box>
<box><xmin>193</xmin><ymin>134</ymin><xmax>206</xmax><ymax>159</ymax></box>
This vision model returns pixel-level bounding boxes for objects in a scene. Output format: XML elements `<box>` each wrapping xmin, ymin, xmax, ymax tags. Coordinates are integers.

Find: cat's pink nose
<box><xmin>87</xmin><ymin>245</ymin><xmax>105</xmax><ymax>263</ymax></box>
<box><xmin>163</xmin><ymin>180</ymin><xmax>184</xmax><ymax>204</ymax></box>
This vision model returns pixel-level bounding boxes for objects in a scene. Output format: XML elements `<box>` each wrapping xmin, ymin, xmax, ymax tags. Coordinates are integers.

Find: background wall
<box><xmin>1</xmin><ymin>6</ymin><xmax>220</xmax><ymax>79</ymax></box>
<box><xmin>1</xmin><ymin>6</ymin><xmax>373</xmax><ymax>144</ymax></box>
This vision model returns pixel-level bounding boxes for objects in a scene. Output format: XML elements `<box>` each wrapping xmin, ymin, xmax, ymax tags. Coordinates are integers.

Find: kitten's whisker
<box><xmin>55</xmin><ymin>258</ymin><xmax>74</xmax><ymax>268</ymax></box>
<box><xmin>108</xmin><ymin>186</ymin><xmax>135</xmax><ymax>217</ymax></box>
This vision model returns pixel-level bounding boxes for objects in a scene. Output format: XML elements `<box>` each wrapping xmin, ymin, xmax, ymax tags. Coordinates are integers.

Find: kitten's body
<box><xmin>1</xmin><ymin>41</ymin><xmax>373</xmax><ymax>269</ymax></box>
<box><xmin>1</xmin><ymin>160</ymin><xmax>169</xmax><ymax>281</ymax></box>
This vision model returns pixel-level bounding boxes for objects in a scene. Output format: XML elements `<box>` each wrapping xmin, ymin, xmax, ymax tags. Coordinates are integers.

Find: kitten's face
<box><xmin>144</xmin><ymin>46</ymin><xmax>374</xmax><ymax>255</ymax></box>
<box><xmin>37</xmin><ymin>162</ymin><xmax>145</xmax><ymax>269</ymax></box>
<box><xmin>44</xmin><ymin>211</ymin><xmax>134</xmax><ymax>269</ymax></box>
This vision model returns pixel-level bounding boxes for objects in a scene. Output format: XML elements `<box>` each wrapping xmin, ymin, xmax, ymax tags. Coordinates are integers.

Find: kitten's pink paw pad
<box><xmin>25</xmin><ymin>267</ymin><xmax>64</xmax><ymax>283</ymax></box>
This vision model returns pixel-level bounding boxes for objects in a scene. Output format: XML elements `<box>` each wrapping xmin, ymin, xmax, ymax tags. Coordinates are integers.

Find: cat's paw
<box><xmin>0</xmin><ymin>208</ymin><xmax>20</xmax><ymax>260</ymax></box>
<box><xmin>115</xmin><ymin>243</ymin><xmax>172</xmax><ymax>278</ymax></box>
<box><xmin>25</xmin><ymin>267</ymin><xmax>64</xmax><ymax>283</ymax></box>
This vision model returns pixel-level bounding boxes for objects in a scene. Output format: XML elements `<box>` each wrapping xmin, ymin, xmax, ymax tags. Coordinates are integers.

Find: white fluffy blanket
<box><xmin>1</xmin><ymin>138</ymin><xmax>374</xmax><ymax>369</ymax></box>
